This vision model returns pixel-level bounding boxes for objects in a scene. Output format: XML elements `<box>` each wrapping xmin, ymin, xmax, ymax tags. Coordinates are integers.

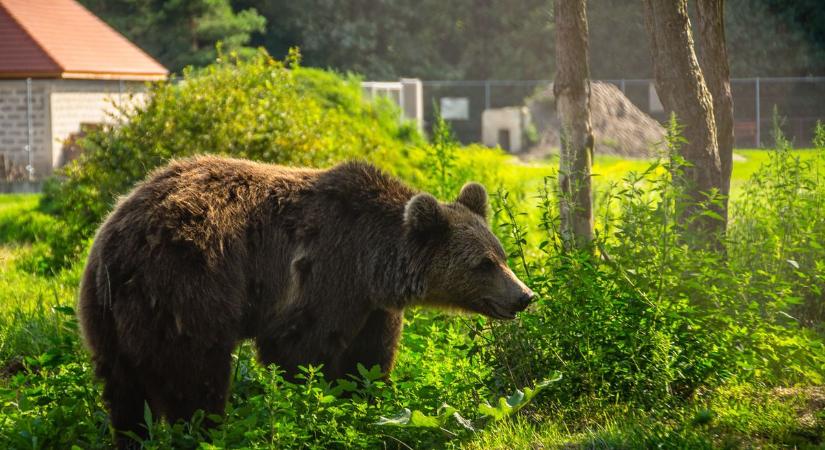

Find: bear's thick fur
<box><xmin>79</xmin><ymin>156</ymin><xmax>533</xmax><ymax>446</ymax></box>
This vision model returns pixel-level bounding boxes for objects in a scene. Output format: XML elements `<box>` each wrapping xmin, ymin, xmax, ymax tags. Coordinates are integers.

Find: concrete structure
<box><xmin>0</xmin><ymin>0</ymin><xmax>167</xmax><ymax>180</ymax></box>
<box><xmin>482</xmin><ymin>107</ymin><xmax>531</xmax><ymax>153</ymax></box>
<box><xmin>362</xmin><ymin>79</ymin><xmax>424</xmax><ymax>132</ymax></box>
<box><xmin>0</xmin><ymin>79</ymin><xmax>150</xmax><ymax>177</ymax></box>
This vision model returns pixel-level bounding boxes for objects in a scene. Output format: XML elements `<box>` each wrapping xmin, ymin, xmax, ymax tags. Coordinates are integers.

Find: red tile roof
<box><xmin>0</xmin><ymin>0</ymin><xmax>167</xmax><ymax>80</ymax></box>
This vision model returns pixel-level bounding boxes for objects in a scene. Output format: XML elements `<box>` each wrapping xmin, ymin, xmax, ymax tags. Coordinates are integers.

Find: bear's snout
<box><xmin>515</xmin><ymin>291</ymin><xmax>535</xmax><ymax>311</ymax></box>
<box><xmin>503</xmin><ymin>290</ymin><xmax>534</xmax><ymax>317</ymax></box>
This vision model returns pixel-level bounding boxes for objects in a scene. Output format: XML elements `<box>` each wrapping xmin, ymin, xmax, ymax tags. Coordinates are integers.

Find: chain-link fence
<box><xmin>422</xmin><ymin>77</ymin><xmax>825</xmax><ymax>148</ymax></box>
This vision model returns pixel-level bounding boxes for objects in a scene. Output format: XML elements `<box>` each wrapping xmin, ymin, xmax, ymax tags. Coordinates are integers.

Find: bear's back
<box><xmin>100</xmin><ymin>156</ymin><xmax>319</xmax><ymax>259</ymax></box>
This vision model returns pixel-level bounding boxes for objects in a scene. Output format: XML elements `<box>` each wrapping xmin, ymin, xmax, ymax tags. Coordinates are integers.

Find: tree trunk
<box><xmin>643</xmin><ymin>0</ymin><xmax>724</xmax><ymax>238</ymax></box>
<box><xmin>554</xmin><ymin>0</ymin><xmax>594</xmax><ymax>249</ymax></box>
<box><xmin>695</xmin><ymin>0</ymin><xmax>734</xmax><ymax>206</ymax></box>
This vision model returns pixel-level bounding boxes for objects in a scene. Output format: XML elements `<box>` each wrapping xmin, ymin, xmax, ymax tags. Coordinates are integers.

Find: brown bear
<box><xmin>78</xmin><ymin>155</ymin><xmax>533</xmax><ymax>447</ymax></box>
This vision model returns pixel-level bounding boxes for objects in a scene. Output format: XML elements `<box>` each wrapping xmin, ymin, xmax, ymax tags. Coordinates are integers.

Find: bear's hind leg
<box><xmin>104</xmin><ymin>358</ymin><xmax>150</xmax><ymax>449</ymax></box>
<box><xmin>146</xmin><ymin>342</ymin><xmax>234</xmax><ymax>429</ymax></box>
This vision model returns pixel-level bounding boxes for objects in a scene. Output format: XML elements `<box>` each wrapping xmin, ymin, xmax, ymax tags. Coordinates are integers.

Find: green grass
<box><xmin>1</xmin><ymin>148</ymin><xmax>824</xmax><ymax>448</ymax></box>
<box><xmin>463</xmin><ymin>384</ymin><xmax>823</xmax><ymax>449</ymax></box>
<box><xmin>0</xmin><ymin>194</ymin><xmax>57</xmax><ymax>244</ymax></box>
<box><xmin>589</xmin><ymin>149</ymin><xmax>825</xmax><ymax>199</ymax></box>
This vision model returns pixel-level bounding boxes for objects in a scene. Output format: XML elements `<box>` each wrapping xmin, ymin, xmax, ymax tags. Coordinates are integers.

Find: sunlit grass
<box><xmin>519</xmin><ymin>149</ymin><xmax>824</xmax><ymax>201</ymax></box>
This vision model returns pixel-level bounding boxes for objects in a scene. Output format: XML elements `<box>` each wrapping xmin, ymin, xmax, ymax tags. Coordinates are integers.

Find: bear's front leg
<box><xmin>255</xmin><ymin>304</ymin><xmax>371</xmax><ymax>381</ymax></box>
<box><xmin>334</xmin><ymin>308</ymin><xmax>403</xmax><ymax>380</ymax></box>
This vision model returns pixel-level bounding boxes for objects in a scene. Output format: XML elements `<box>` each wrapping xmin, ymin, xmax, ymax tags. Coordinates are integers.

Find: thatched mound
<box><xmin>526</xmin><ymin>82</ymin><xmax>665</xmax><ymax>158</ymax></box>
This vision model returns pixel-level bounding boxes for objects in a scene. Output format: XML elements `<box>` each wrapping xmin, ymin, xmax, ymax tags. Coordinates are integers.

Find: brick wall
<box><xmin>0</xmin><ymin>79</ymin><xmax>50</xmax><ymax>179</ymax></box>
<box><xmin>0</xmin><ymin>79</ymin><xmax>149</xmax><ymax>180</ymax></box>
<box><xmin>49</xmin><ymin>80</ymin><xmax>148</xmax><ymax>169</ymax></box>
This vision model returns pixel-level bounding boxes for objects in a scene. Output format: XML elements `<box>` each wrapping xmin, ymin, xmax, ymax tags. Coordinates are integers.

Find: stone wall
<box><xmin>0</xmin><ymin>79</ymin><xmax>149</xmax><ymax>180</ymax></box>
<box><xmin>50</xmin><ymin>80</ymin><xmax>148</xmax><ymax>168</ymax></box>
<box><xmin>0</xmin><ymin>79</ymin><xmax>50</xmax><ymax>179</ymax></box>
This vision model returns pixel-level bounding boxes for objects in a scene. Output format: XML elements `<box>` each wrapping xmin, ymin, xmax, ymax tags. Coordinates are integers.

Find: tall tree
<box><xmin>643</xmin><ymin>0</ymin><xmax>723</xmax><ymax>239</ymax></box>
<box><xmin>79</xmin><ymin>0</ymin><xmax>265</xmax><ymax>73</ymax></box>
<box><xmin>695</xmin><ymin>0</ymin><xmax>734</xmax><ymax>207</ymax></box>
<box><xmin>554</xmin><ymin>0</ymin><xmax>594</xmax><ymax>248</ymax></box>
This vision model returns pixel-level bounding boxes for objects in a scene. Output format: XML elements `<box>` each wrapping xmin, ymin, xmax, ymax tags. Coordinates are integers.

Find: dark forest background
<box><xmin>79</xmin><ymin>0</ymin><xmax>825</xmax><ymax>79</ymax></box>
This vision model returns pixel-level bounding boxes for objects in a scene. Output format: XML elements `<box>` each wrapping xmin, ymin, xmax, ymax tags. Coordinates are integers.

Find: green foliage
<box><xmin>81</xmin><ymin>1</ymin><xmax>825</xmax><ymax>78</ymax></box>
<box><xmin>476</xmin><ymin>374</ymin><xmax>561</xmax><ymax>421</ymax></box>
<box><xmin>423</xmin><ymin>109</ymin><xmax>459</xmax><ymax>199</ymax></box>
<box><xmin>728</xmin><ymin>122</ymin><xmax>825</xmax><ymax>333</ymax></box>
<box><xmin>0</xmin><ymin>195</ymin><xmax>78</xmax><ymax>274</ymax></box>
<box><xmin>78</xmin><ymin>0</ymin><xmax>266</xmax><ymax>73</ymax></box>
<box><xmin>375</xmin><ymin>373</ymin><xmax>560</xmax><ymax>431</ymax></box>
<box><xmin>483</xmin><ymin>119</ymin><xmax>825</xmax><ymax>413</ymax></box>
<box><xmin>814</xmin><ymin>120</ymin><xmax>825</xmax><ymax>149</ymax></box>
<box><xmin>0</xmin><ymin>195</ymin><xmax>52</xmax><ymax>244</ymax></box>
<box><xmin>726</xmin><ymin>0</ymin><xmax>825</xmax><ymax>77</ymax></box>
<box><xmin>0</xmin><ymin>285</ymin><xmax>529</xmax><ymax>449</ymax></box>
<box><xmin>234</xmin><ymin>0</ymin><xmax>555</xmax><ymax>80</ymax></box>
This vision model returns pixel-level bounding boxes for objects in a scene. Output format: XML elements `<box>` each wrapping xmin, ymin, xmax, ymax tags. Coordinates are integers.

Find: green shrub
<box><xmin>728</xmin><ymin>123</ymin><xmax>825</xmax><ymax>331</ymax></box>
<box><xmin>482</xmin><ymin>121</ymin><xmax>825</xmax><ymax>411</ymax></box>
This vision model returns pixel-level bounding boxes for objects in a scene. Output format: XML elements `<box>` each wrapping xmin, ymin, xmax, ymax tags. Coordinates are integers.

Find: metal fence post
<box><xmin>620</xmin><ymin>79</ymin><xmax>626</xmax><ymax>94</ymax></box>
<box><xmin>25</xmin><ymin>78</ymin><xmax>34</xmax><ymax>181</ymax></box>
<box><xmin>755</xmin><ymin>77</ymin><xmax>761</xmax><ymax>148</ymax></box>
<box><xmin>484</xmin><ymin>80</ymin><xmax>491</xmax><ymax>110</ymax></box>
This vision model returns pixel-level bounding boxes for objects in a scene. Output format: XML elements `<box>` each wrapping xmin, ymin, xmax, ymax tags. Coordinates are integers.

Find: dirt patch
<box><xmin>774</xmin><ymin>386</ymin><xmax>825</xmax><ymax>433</ymax></box>
<box><xmin>525</xmin><ymin>82</ymin><xmax>666</xmax><ymax>159</ymax></box>
<box><xmin>773</xmin><ymin>386</ymin><xmax>825</xmax><ymax>444</ymax></box>
<box><xmin>0</xmin><ymin>358</ymin><xmax>25</xmax><ymax>378</ymax></box>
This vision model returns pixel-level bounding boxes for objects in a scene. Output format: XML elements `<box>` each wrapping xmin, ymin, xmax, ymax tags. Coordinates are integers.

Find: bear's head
<box><xmin>404</xmin><ymin>182</ymin><xmax>535</xmax><ymax>319</ymax></box>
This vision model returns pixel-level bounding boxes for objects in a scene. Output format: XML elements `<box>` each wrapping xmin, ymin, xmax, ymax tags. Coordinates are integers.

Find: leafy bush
<box><xmin>482</xmin><ymin>120</ymin><xmax>825</xmax><ymax>411</ymax></box>
<box><xmin>729</xmin><ymin>122</ymin><xmax>825</xmax><ymax>331</ymax></box>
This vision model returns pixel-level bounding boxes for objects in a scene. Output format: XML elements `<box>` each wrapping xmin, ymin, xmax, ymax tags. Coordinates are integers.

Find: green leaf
<box><xmin>52</xmin><ymin>305</ymin><xmax>76</xmax><ymax>316</ymax></box>
<box><xmin>478</xmin><ymin>401</ymin><xmax>507</xmax><ymax>421</ymax></box>
<box><xmin>506</xmin><ymin>389</ymin><xmax>525</xmax><ymax>407</ymax></box>
<box><xmin>143</xmin><ymin>401</ymin><xmax>154</xmax><ymax>432</ymax></box>
<box><xmin>700</xmin><ymin>210</ymin><xmax>724</xmax><ymax>221</ymax></box>
<box><xmin>376</xmin><ymin>404</ymin><xmax>460</xmax><ymax>429</ymax></box>
<box><xmin>409</xmin><ymin>410</ymin><xmax>441</xmax><ymax>428</ymax></box>
<box><xmin>478</xmin><ymin>375</ymin><xmax>561</xmax><ymax>421</ymax></box>
<box><xmin>356</xmin><ymin>363</ymin><xmax>370</xmax><ymax>379</ymax></box>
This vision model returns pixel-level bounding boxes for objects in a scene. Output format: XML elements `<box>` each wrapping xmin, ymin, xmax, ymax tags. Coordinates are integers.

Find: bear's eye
<box><xmin>474</xmin><ymin>257</ymin><xmax>496</xmax><ymax>271</ymax></box>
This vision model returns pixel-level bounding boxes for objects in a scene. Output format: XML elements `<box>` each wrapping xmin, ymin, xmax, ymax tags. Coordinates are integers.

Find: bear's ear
<box><xmin>404</xmin><ymin>193</ymin><xmax>447</xmax><ymax>233</ymax></box>
<box><xmin>456</xmin><ymin>182</ymin><xmax>487</xmax><ymax>218</ymax></box>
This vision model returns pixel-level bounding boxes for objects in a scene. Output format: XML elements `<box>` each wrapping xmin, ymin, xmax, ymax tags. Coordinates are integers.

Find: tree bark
<box><xmin>643</xmin><ymin>0</ymin><xmax>724</xmax><ymax>238</ymax></box>
<box><xmin>554</xmin><ymin>0</ymin><xmax>594</xmax><ymax>249</ymax></box>
<box><xmin>695</xmin><ymin>0</ymin><xmax>734</xmax><ymax>206</ymax></box>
